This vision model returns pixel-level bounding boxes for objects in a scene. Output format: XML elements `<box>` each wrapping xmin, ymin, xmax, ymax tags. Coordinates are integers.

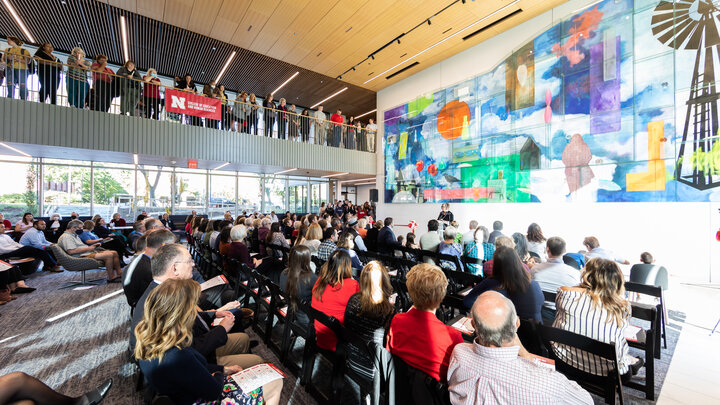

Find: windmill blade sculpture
<box><xmin>652</xmin><ymin>0</ymin><xmax>720</xmax><ymax>189</ymax></box>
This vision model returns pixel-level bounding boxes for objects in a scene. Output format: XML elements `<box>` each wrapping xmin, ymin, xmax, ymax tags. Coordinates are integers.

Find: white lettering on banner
<box><xmin>171</xmin><ymin>95</ymin><xmax>186</xmax><ymax>110</ymax></box>
<box><xmin>187</xmin><ymin>101</ymin><xmax>218</xmax><ymax>113</ymax></box>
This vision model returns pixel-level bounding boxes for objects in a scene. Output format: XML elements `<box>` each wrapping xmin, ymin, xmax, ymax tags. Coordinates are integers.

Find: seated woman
<box><xmin>336</xmin><ymin>231</ymin><xmax>363</xmax><ymax>272</ymax></box>
<box><xmin>387</xmin><ymin>263</ymin><xmax>463</xmax><ymax>383</ymax></box>
<box><xmin>552</xmin><ymin>258</ymin><xmax>644</xmax><ymax>380</ymax></box>
<box><xmin>462</xmin><ymin>246</ymin><xmax>544</xmax><ymax>322</ymax></box>
<box><xmin>0</xmin><ymin>263</ymin><xmax>36</xmax><ymax>302</ymax></box>
<box><xmin>14</xmin><ymin>212</ymin><xmax>34</xmax><ymax>233</ymax></box>
<box><xmin>526</xmin><ymin>223</ymin><xmax>547</xmax><ymax>262</ymax></box>
<box><xmin>344</xmin><ymin>261</ymin><xmax>396</xmax><ymax>383</ymax></box>
<box><xmin>257</xmin><ymin>218</ymin><xmax>272</xmax><ymax>255</ymax></box>
<box><xmin>135</xmin><ymin>278</ymin><xmax>281</xmax><ymax>405</ymax></box>
<box><xmin>110</xmin><ymin>212</ymin><xmax>126</xmax><ymax>227</ymax></box>
<box><xmin>462</xmin><ymin>227</ymin><xmax>486</xmax><ymax>276</ymax></box>
<box><xmin>92</xmin><ymin>217</ymin><xmax>112</xmax><ymax>238</ymax></box>
<box><xmin>280</xmin><ymin>245</ymin><xmax>319</xmax><ymax>326</ymax></box>
<box><xmin>79</xmin><ymin>220</ymin><xmax>128</xmax><ymax>262</ymax></box>
<box><xmin>227</xmin><ymin>225</ymin><xmax>261</xmax><ymax>272</ymax></box>
<box><xmin>0</xmin><ymin>372</ymin><xmax>111</xmax><ymax>405</ymax></box>
<box><xmin>301</xmin><ymin>223</ymin><xmax>323</xmax><ymax>255</ymax></box>
<box><xmin>437</xmin><ymin>226</ymin><xmax>463</xmax><ymax>272</ymax></box>
<box><xmin>311</xmin><ymin>250</ymin><xmax>360</xmax><ymax>351</ymax></box>
<box><xmin>265</xmin><ymin>222</ymin><xmax>290</xmax><ymax>258</ymax></box>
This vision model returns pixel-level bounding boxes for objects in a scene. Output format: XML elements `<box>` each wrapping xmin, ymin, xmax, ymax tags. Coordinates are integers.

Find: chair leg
<box><xmin>58</xmin><ymin>270</ymin><xmax>105</xmax><ymax>289</ymax></box>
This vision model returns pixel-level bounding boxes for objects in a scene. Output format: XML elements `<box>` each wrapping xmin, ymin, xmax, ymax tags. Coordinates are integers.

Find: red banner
<box><xmin>165</xmin><ymin>89</ymin><xmax>221</xmax><ymax>120</ymax></box>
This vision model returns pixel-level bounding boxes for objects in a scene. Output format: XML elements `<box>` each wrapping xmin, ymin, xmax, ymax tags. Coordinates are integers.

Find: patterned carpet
<box><xmin>0</xmin><ymin>268</ymin><xmax>684</xmax><ymax>405</ymax></box>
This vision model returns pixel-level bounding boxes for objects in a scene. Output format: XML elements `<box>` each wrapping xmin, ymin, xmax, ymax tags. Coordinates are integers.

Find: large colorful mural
<box><xmin>383</xmin><ymin>0</ymin><xmax>720</xmax><ymax>203</ymax></box>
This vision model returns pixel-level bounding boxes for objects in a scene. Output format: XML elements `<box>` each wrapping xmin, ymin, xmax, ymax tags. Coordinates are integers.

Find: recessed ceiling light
<box><xmin>0</xmin><ymin>142</ymin><xmax>30</xmax><ymax>157</ymax></box>
<box><xmin>2</xmin><ymin>0</ymin><xmax>35</xmax><ymax>43</ymax></box>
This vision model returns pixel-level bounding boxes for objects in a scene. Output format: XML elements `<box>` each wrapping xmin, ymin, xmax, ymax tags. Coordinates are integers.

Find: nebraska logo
<box><xmin>165</xmin><ymin>89</ymin><xmax>221</xmax><ymax>120</ymax></box>
<box><xmin>170</xmin><ymin>95</ymin><xmax>186</xmax><ymax>110</ymax></box>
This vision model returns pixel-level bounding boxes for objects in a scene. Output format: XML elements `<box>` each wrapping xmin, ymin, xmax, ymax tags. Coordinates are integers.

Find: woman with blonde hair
<box><xmin>66</xmin><ymin>47</ymin><xmax>91</xmax><ymax>108</ymax></box>
<box><xmin>300</xmin><ymin>223</ymin><xmax>322</xmax><ymax>255</ymax></box>
<box><xmin>553</xmin><ymin>258</ymin><xmax>643</xmax><ymax>379</ymax></box>
<box><xmin>344</xmin><ymin>261</ymin><xmax>396</xmax><ymax>382</ymax></box>
<box><xmin>135</xmin><ymin>278</ymin><xmax>281</xmax><ymax>404</ymax></box>
<box><xmin>142</xmin><ymin>68</ymin><xmax>162</xmax><ymax>119</ymax></box>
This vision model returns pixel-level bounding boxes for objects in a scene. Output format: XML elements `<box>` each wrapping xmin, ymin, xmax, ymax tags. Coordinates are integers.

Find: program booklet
<box><xmin>200</xmin><ymin>275</ymin><xmax>228</xmax><ymax>291</ymax></box>
<box><xmin>231</xmin><ymin>363</ymin><xmax>285</xmax><ymax>393</ymax></box>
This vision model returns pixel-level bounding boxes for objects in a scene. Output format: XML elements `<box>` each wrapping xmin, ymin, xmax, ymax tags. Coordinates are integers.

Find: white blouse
<box><xmin>527</xmin><ymin>240</ymin><xmax>546</xmax><ymax>262</ymax></box>
<box><xmin>552</xmin><ymin>288</ymin><xmax>631</xmax><ymax>376</ymax></box>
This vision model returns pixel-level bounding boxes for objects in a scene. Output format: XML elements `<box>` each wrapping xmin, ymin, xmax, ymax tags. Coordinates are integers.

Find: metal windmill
<box><xmin>652</xmin><ymin>0</ymin><xmax>720</xmax><ymax>189</ymax></box>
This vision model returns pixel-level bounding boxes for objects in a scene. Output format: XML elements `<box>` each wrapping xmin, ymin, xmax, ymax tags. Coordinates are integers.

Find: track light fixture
<box><xmin>427</xmin><ymin>19</ymin><xmax>431</xmax><ymax>25</ymax></box>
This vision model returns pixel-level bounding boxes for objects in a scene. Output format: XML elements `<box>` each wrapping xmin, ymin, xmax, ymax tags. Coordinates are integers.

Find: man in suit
<box><xmin>130</xmin><ymin>244</ymin><xmax>263</xmax><ymax>369</ymax></box>
<box><xmin>377</xmin><ymin>217</ymin><xmax>400</xmax><ymax>255</ymax></box>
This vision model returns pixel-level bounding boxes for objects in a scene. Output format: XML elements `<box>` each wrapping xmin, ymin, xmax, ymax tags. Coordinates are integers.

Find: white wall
<box><xmin>374</xmin><ymin>0</ymin><xmax>720</xmax><ymax>283</ymax></box>
<box><xmin>356</xmin><ymin>185</ymin><xmax>374</xmax><ymax>205</ymax></box>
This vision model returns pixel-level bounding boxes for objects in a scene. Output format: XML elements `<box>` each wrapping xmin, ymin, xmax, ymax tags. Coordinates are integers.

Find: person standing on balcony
<box><xmin>202</xmin><ymin>80</ymin><xmax>217</xmax><ymax>129</ymax></box>
<box><xmin>330</xmin><ymin>109</ymin><xmax>344</xmax><ymax>148</ymax></box>
<box><xmin>214</xmin><ymin>85</ymin><xmax>228</xmax><ymax>130</ymax></box>
<box><xmin>288</xmin><ymin>104</ymin><xmax>299</xmax><ymax>141</ymax></box>
<box><xmin>356</xmin><ymin>121</ymin><xmax>365</xmax><ymax>151</ymax></box>
<box><xmin>66</xmin><ymin>47</ymin><xmax>91</xmax><ymax>109</ymax></box>
<box><xmin>314</xmin><ymin>105</ymin><xmax>327</xmax><ymax>145</ymax></box>
<box><xmin>263</xmin><ymin>93</ymin><xmax>276</xmax><ymax>137</ymax></box>
<box><xmin>175</xmin><ymin>74</ymin><xmax>201</xmax><ymax>127</ymax></box>
<box><xmin>117</xmin><ymin>60</ymin><xmax>142</xmax><ymax>116</ymax></box>
<box><xmin>142</xmin><ymin>68</ymin><xmax>162</xmax><ymax>120</ymax></box>
<box><xmin>346</xmin><ymin>116</ymin><xmax>356</xmax><ymax>150</ymax></box>
<box><xmin>91</xmin><ymin>54</ymin><xmax>114</xmax><ymax>112</ymax></box>
<box><xmin>248</xmin><ymin>93</ymin><xmax>260</xmax><ymax>135</ymax></box>
<box><xmin>300</xmin><ymin>109</ymin><xmax>311</xmax><ymax>143</ymax></box>
<box><xmin>232</xmin><ymin>91</ymin><xmax>247</xmax><ymax>133</ymax></box>
<box><xmin>277</xmin><ymin>98</ymin><xmax>289</xmax><ymax>140</ymax></box>
<box><xmin>366</xmin><ymin>118</ymin><xmax>377</xmax><ymax>152</ymax></box>
<box><xmin>34</xmin><ymin>42</ymin><xmax>61</xmax><ymax>105</ymax></box>
<box><xmin>3</xmin><ymin>36</ymin><xmax>31</xmax><ymax>100</ymax></box>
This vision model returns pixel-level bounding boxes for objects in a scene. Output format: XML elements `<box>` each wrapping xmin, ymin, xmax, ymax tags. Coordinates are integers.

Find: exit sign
<box><xmin>188</xmin><ymin>159</ymin><xmax>198</xmax><ymax>169</ymax></box>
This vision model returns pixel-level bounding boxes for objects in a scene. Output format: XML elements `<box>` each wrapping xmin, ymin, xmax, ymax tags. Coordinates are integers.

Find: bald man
<box><xmin>447</xmin><ymin>291</ymin><xmax>592</xmax><ymax>404</ymax></box>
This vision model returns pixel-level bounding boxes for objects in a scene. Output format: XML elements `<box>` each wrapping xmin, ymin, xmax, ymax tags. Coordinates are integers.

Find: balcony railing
<box><xmin>0</xmin><ymin>49</ymin><xmax>377</xmax><ymax>153</ymax></box>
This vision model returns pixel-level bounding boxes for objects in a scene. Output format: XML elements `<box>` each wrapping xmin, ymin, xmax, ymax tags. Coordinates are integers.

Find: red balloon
<box><xmin>416</xmin><ymin>160</ymin><xmax>424</xmax><ymax>172</ymax></box>
<box><xmin>428</xmin><ymin>164</ymin><xmax>438</xmax><ymax>177</ymax></box>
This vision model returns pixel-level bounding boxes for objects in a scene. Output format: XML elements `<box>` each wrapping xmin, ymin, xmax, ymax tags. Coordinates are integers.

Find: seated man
<box><xmin>0</xmin><ymin>223</ymin><xmax>59</xmax><ymax>273</ymax></box>
<box><xmin>531</xmin><ymin>236</ymin><xmax>581</xmax><ymax>324</ymax></box>
<box><xmin>123</xmin><ymin>229</ymin><xmax>176</xmax><ymax>309</ymax></box>
<box><xmin>19</xmin><ymin>220</ymin><xmax>53</xmax><ymax>250</ymax></box>
<box><xmin>128</xmin><ymin>221</ymin><xmax>146</xmax><ymax>252</ymax></box>
<box><xmin>58</xmin><ymin>219</ymin><xmax>123</xmax><ymax>282</ymax></box>
<box><xmin>387</xmin><ymin>263</ymin><xmax>463</xmax><ymax>383</ymax></box>
<box><xmin>131</xmin><ymin>244</ymin><xmax>263</xmax><ymax>370</ymax></box>
<box><xmin>582</xmin><ymin>236</ymin><xmax>629</xmax><ymax>265</ymax></box>
<box><xmin>448</xmin><ymin>291</ymin><xmax>593</xmax><ymax>404</ymax></box>
<box><xmin>377</xmin><ymin>217</ymin><xmax>400</xmax><ymax>255</ymax></box>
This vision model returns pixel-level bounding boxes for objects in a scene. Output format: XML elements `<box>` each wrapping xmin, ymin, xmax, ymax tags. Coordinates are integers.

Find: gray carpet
<box><xmin>0</xmin><ymin>269</ymin><xmax>684</xmax><ymax>405</ymax></box>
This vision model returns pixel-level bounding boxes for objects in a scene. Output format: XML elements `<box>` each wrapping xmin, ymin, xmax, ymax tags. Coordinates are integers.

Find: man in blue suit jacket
<box><xmin>377</xmin><ymin>217</ymin><xmax>401</xmax><ymax>255</ymax></box>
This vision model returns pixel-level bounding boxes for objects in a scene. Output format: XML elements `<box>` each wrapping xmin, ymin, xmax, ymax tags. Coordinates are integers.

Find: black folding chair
<box><xmin>338</xmin><ymin>325</ymin><xmax>394</xmax><ymax>405</ymax></box>
<box><xmin>624</xmin><ymin>303</ymin><xmax>657</xmax><ymax>400</ymax></box>
<box><xmin>302</xmin><ymin>304</ymin><xmax>346</xmax><ymax>403</ymax></box>
<box><xmin>540</xmin><ymin>325</ymin><xmax>624</xmax><ymax>405</ymax></box>
<box><xmin>625</xmin><ymin>281</ymin><xmax>666</xmax><ymax>354</ymax></box>
<box><xmin>392</xmin><ymin>354</ymin><xmax>451</xmax><ymax>405</ymax></box>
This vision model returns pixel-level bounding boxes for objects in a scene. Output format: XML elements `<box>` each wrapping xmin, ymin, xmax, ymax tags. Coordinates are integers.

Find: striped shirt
<box><xmin>448</xmin><ymin>341</ymin><xmax>593</xmax><ymax>404</ymax></box>
<box><xmin>552</xmin><ymin>288</ymin><xmax>631</xmax><ymax>375</ymax></box>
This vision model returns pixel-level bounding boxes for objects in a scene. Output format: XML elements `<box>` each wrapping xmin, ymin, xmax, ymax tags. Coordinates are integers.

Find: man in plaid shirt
<box><xmin>447</xmin><ymin>291</ymin><xmax>592</xmax><ymax>404</ymax></box>
<box><xmin>317</xmin><ymin>228</ymin><xmax>338</xmax><ymax>261</ymax></box>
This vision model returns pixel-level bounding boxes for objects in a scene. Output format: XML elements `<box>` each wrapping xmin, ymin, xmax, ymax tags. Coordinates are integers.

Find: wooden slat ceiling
<box><xmin>0</xmin><ymin>0</ymin><xmax>376</xmax><ymax>119</ymax></box>
<box><xmin>97</xmin><ymin>0</ymin><xmax>567</xmax><ymax>92</ymax></box>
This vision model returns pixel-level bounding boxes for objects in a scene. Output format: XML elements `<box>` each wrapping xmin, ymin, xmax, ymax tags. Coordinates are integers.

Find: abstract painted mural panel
<box><xmin>383</xmin><ymin>0</ymin><xmax>720</xmax><ymax>203</ymax></box>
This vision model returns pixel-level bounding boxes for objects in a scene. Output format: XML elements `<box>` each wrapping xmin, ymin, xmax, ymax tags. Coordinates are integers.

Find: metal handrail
<box><xmin>0</xmin><ymin>49</ymin><xmax>377</xmax><ymax>152</ymax></box>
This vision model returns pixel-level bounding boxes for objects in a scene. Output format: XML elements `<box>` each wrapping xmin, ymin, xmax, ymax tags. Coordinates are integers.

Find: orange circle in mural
<box><xmin>437</xmin><ymin>100</ymin><xmax>471</xmax><ymax>140</ymax></box>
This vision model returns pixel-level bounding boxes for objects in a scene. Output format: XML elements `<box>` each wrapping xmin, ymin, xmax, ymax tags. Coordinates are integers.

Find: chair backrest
<box><xmin>339</xmin><ymin>325</ymin><xmax>395</xmax><ymax>405</ymax></box>
<box><xmin>625</xmin><ymin>281</ymin><xmax>662</xmax><ymax>299</ymax></box>
<box><xmin>629</xmin><ymin>264</ymin><xmax>668</xmax><ymax>291</ymax></box>
<box><xmin>539</xmin><ymin>325</ymin><xmax>623</xmax><ymax>404</ymax></box>
<box><xmin>390</xmin><ymin>278</ymin><xmax>412</xmax><ymax>312</ymax></box>
<box><xmin>528</xmin><ymin>251</ymin><xmax>541</xmax><ymax>260</ymax></box>
<box><xmin>562</xmin><ymin>255</ymin><xmax>581</xmax><ymax>269</ymax></box>
<box><xmin>517</xmin><ymin>318</ymin><xmax>545</xmax><ymax>356</ymax></box>
<box><xmin>542</xmin><ymin>290</ymin><xmax>557</xmax><ymax>304</ymax></box>
<box><xmin>392</xmin><ymin>354</ymin><xmax>451</xmax><ymax>405</ymax></box>
<box><xmin>436</xmin><ymin>252</ymin><xmax>463</xmax><ymax>273</ymax></box>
